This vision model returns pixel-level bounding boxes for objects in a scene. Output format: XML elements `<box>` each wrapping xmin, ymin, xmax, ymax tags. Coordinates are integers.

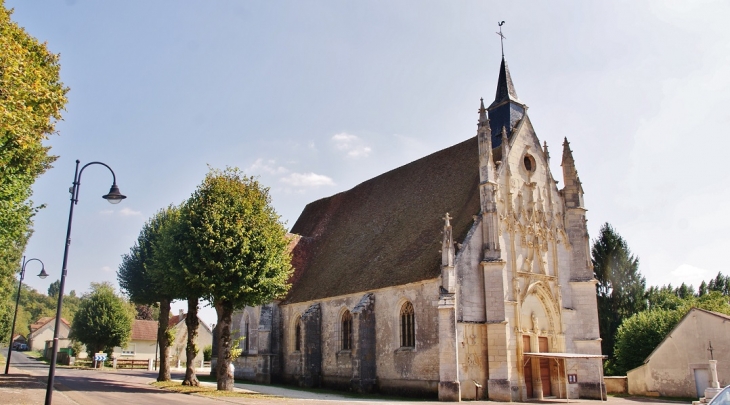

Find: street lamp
<box><xmin>45</xmin><ymin>160</ymin><xmax>126</xmax><ymax>405</ymax></box>
<box><xmin>4</xmin><ymin>256</ymin><xmax>46</xmax><ymax>374</ymax></box>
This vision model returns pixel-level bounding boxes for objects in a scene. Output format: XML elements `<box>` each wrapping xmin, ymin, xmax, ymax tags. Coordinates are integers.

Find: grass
<box><xmin>151</xmin><ymin>380</ymin><xmax>282</xmax><ymax>399</ymax></box>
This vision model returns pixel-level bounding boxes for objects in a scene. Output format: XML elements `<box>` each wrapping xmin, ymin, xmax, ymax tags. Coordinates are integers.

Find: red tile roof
<box><xmin>286</xmin><ymin>137</ymin><xmax>480</xmax><ymax>303</ymax></box>
<box><xmin>131</xmin><ymin>320</ymin><xmax>158</xmax><ymax>341</ymax></box>
<box><xmin>29</xmin><ymin>317</ymin><xmax>70</xmax><ymax>333</ymax></box>
<box><xmin>169</xmin><ymin>313</ymin><xmax>186</xmax><ymax>325</ymax></box>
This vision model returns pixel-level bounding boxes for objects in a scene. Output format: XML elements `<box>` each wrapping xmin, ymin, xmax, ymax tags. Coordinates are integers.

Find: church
<box><xmin>230</xmin><ymin>53</ymin><xmax>605</xmax><ymax>401</ymax></box>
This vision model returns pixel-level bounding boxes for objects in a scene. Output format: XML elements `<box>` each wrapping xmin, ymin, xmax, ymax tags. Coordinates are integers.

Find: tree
<box><xmin>592</xmin><ymin>223</ymin><xmax>646</xmax><ymax>371</ymax></box>
<box><xmin>69</xmin><ymin>283</ymin><xmax>134</xmax><ymax>356</ymax></box>
<box><xmin>0</xmin><ymin>1</ymin><xmax>68</xmax><ymax>342</ymax></box>
<box><xmin>48</xmin><ymin>280</ymin><xmax>60</xmax><ymax>298</ymax></box>
<box><xmin>708</xmin><ymin>272</ymin><xmax>730</xmax><ymax>295</ymax></box>
<box><xmin>134</xmin><ymin>304</ymin><xmax>158</xmax><ymax>321</ymax></box>
<box><xmin>178</xmin><ymin>168</ymin><xmax>291</xmax><ymax>390</ymax></box>
<box><xmin>118</xmin><ymin>206</ymin><xmax>181</xmax><ymax>382</ymax></box>
<box><xmin>698</xmin><ymin>281</ymin><xmax>709</xmax><ymax>297</ymax></box>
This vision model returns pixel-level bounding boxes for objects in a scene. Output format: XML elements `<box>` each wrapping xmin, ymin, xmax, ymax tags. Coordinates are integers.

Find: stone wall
<box><xmin>265</xmin><ymin>279</ymin><xmax>441</xmax><ymax>397</ymax></box>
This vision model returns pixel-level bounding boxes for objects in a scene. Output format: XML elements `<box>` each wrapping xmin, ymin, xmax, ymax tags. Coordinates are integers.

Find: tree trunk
<box><xmin>215</xmin><ymin>300</ymin><xmax>234</xmax><ymax>391</ymax></box>
<box><xmin>157</xmin><ymin>298</ymin><xmax>171</xmax><ymax>382</ymax></box>
<box><xmin>182</xmin><ymin>296</ymin><xmax>199</xmax><ymax>386</ymax></box>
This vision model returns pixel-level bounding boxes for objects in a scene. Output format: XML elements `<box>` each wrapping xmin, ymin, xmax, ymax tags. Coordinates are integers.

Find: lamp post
<box><xmin>45</xmin><ymin>160</ymin><xmax>126</xmax><ymax>405</ymax></box>
<box><xmin>4</xmin><ymin>256</ymin><xmax>48</xmax><ymax>374</ymax></box>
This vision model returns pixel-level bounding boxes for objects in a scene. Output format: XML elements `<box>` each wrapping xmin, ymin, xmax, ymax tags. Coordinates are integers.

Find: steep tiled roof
<box><xmin>29</xmin><ymin>317</ymin><xmax>70</xmax><ymax>333</ymax></box>
<box><xmin>169</xmin><ymin>313</ymin><xmax>186</xmax><ymax>326</ymax></box>
<box><xmin>286</xmin><ymin>137</ymin><xmax>481</xmax><ymax>303</ymax></box>
<box><xmin>131</xmin><ymin>320</ymin><xmax>158</xmax><ymax>341</ymax></box>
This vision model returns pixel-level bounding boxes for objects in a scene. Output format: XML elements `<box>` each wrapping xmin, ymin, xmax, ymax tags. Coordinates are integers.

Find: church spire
<box><xmin>561</xmin><ymin>137</ymin><xmax>584</xmax><ymax>209</ymax></box>
<box><xmin>489</xmin><ymin>56</ymin><xmax>521</xmax><ymax>109</ymax></box>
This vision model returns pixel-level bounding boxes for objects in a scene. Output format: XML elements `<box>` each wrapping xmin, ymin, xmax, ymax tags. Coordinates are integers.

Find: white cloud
<box><xmin>331</xmin><ymin>133</ymin><xmax>372</xmax><ymax>158</ymax></box>
<box><xmin>100</xmin><ymin>209</ymin><xmax>114</xmax><ymax>215</ymax></box>
<box><xmin>248</xmin><ymin>158</ymin><xmax>290</xmax><ymax>175</ymax></box>
<box><xmin>280</xmin><ymin>172</ymin><xmax>335</xmax><ymax>187</ymax></box>
<box><xmin>119</xmin><ymin>207</ymin><xmax>142</xmax><ymax>217</ymax></box>
<box><xmin>101</xmin><ymin>266</ymin><xmax>112</xmax><ymax>273</ymax></box>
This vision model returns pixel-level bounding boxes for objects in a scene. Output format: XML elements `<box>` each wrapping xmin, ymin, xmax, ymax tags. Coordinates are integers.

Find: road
<box><xmin>2</xmin><ymin>349</ymin><xmax>240</xmax><ymax>405</ymax></box>
<box><xmin>1</xmin><ymin>349</ymin><xmax>692</xmax><ymax>405</ymax></box>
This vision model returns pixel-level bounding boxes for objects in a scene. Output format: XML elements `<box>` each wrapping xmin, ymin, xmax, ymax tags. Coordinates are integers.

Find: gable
<box><xmin>286</xmin><ymin>137</ymin><xmax>481</xmax><ymax>303</ymax></box>
<box><xmin>645</xmin><ymin>308</ymin><xmax>730</xmax><ymax>364</ymax></box>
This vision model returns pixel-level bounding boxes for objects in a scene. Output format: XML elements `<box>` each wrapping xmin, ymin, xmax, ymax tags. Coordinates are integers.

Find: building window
<box><xmin>524</xmin><ymin>154</ymin><xmax>536</xmax><ymax>172</ymax></box>
<box><xmin>243</xmin><ymin>314</ymin><xmax>250</xmax><ymax>354</ymax></box>
<box><xmin>341</xmin><ymin>311</ymin><xmax>353</xmax><ymax>351</ymax></box>
<box><xmin>400</xmin><ymin>301</ymin><xmax>415</xmax><ymax>348</ymax></box>
<box><xmin>121</xmin><ymin>344</ymin><xmax>135</xmax><ymax>356</ymax></box>
<box><xmin>295</xmin><ymin>318</ymin><xmax>302</xmax><ymax>352</ymax></box>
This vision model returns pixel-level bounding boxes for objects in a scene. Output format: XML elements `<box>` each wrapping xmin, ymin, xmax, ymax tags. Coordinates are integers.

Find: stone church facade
<box><xmin>231</xmin><ymin>56</ymin><xmax>604</xmax><ymax>401</ymax></box>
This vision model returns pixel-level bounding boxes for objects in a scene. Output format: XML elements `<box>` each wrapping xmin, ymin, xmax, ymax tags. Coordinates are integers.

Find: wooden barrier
<box><xmin>115</xmin><ymin>359</ymin><xmax>150</xmax><ymax>370</ymax></box>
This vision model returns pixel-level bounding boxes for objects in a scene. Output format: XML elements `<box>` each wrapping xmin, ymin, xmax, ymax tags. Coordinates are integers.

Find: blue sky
<box><xmin>8</xmin><ymin>0</ymin><xmax>730</xmax><ymax>326</ymax></box>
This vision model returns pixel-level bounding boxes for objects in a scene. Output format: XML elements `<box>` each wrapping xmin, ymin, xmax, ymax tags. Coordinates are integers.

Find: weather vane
<box><xmin>496</xmin><ymin>21</ymin><xmax>506</xmax><ymax>58</ymax></box>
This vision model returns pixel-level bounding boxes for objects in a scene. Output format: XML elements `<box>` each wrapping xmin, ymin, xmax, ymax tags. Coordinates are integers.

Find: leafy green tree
<box><xmin>178</xmin><ymin>168</ymin><xmax>291</xmax><ymax>390</ymax></box>
<box><xmin>592</xmin><ymin>223</ymin><xmax>646</xmax><ymax>372</ymax></box>
<box><xmin>698</xmin><ymin>281</ymin><xmax>709</xmax><ymax>297</ymax></box>
<box><xmin>675</xmin><ymin>282</ymin><xmax>695</xmax><ymax>299</ymax></box>
<box><xmin>47</xmin><ymin>280</ymin><xmax>60</xmax><ymax>298</ymax></box>
<box><xmin>708</xmin><ymin>272</ymin><xmax>730</xmax><ymax>295</ymax></box>
<box><xmin>0</xmin><ymin>1</ymin><xmax>68</xmax><ymax>341</ymax></box>
<box><xmin>69</xmin><ymin>283</ymin><xmax>134</xmax><ymax>356</ymax></box>
<box><xmin>645</xmin><ymin>285</ymin><xmax>684</xmax><ymax>311</ymax></box>
<box><xmin>118</xmin><ymin>206</ymin><xmax>181</xmax><ymax>382</ymax></box>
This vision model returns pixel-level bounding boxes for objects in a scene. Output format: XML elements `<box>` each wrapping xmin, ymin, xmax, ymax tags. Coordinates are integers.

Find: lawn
<box><xmin>151</xmin><ymin>381</ymin><xmax>282</xmax><ymax>399</ymax></box>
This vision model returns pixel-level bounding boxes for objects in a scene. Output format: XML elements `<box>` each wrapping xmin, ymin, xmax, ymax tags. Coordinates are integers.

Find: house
<box><xmin>628</xmin><ymin>308</ymin><xmax>730</xmax><ymax>398</ymax></box>
<box><xmin>231</xmin><ymin>53</ymin><xmax>604</xmax><ymax>401</ymax></box>
<box><xmin>113</xmin><ymin>319</ymin><xmax>158</xmax><ymax>360</ymax></box>
<box><xmin>11</xmin><ymin>334</ymin><xmax>27</xmax><ymax>350</ymax></box>
<box><xmin>28</xmin><ymin>317</ymin><xmax>70</xmax><ymax>352</ymax></box>
<box><xmin>170</xmin><ymin>310</ymin><xmax>213</xmax><ymax>366</ymax></box>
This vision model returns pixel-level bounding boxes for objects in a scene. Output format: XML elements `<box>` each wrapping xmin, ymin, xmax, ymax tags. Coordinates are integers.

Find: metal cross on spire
<box><xmin>708</xmin><ymin>341</ymin><xmax>714</xmax><ymax>360</ymax></box>
<box><xmin>496</xmin><ymin>21</ymin><xmax>506</xmax><ymax>58</ymax></box>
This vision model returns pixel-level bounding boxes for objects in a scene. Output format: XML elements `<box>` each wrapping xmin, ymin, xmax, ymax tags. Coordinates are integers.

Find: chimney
<box><xmin>179</xmin><ymin>309</ymin><xmax>184</xmax><ymax>318</ymax></box>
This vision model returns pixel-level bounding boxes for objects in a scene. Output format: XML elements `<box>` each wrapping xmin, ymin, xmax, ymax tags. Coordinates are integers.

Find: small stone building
<box><xmin>232</xmin><ymin>55</ymin><xmax>604</xmax><ymax>401</ymax></box>
<box><xmin>628</xmin><ymin>308</ymin><xmax>730</xmax><ymax>398</ymax></box>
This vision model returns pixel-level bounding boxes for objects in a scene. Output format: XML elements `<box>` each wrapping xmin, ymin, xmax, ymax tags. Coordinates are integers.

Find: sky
<box><xmin>7</xmin><ymin>0</ymin><xmax>730</xmax><ymax>327</ymax></box>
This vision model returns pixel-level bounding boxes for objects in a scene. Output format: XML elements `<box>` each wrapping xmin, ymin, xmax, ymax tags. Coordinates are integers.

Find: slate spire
<box><xmin>489</xmin><ymin>56</ymin><xmax>521</xmax><ymax>109</ymax></box>
<box><xmin>487</xmin><ymin>56</ymin><xmax>526</xmax><ymax>149</ymax></box>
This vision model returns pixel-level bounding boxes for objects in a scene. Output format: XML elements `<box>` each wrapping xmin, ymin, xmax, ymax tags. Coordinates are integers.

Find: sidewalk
<box><xmin>0</xmin><ymin>367</ymin><xmax>79</xmax><ymax>405</ymax></box>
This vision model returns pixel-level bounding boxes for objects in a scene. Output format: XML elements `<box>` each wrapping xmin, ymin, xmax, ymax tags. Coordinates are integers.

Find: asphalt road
<box><xmin>3</xmin><ymin>349</ymin><xmax>230</xmax><ymax>405</ymax></box>
<box><xmin>1</xmin><ymin>349</ymin><xmax>694</xmax><ymax>405</ymax></box>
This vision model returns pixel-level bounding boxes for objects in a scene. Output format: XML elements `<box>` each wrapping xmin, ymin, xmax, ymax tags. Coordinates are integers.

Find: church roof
<box><xmin>286</xmin><ymin>137</ymin><xmax>481</xmax><ymax>303</ymax></box>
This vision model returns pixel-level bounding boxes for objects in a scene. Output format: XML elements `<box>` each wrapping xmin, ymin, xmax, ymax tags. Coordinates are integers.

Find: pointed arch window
<box><xmin>341</xmin><ymin>311</ymin><xmax>353</xmax><ymax>351</ymax></box>
<box><xmin>400</xmin><ymin>301</ymin><xmax>415</xmax><ymax>348</ymax></box>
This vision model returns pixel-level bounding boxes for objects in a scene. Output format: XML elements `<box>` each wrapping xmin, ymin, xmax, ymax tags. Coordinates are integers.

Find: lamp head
<box><xmin>102</xmin><ymin>183</ymin><xmax>126</xmax><ymax>204</ymax></box>
<box><xmin>37</xmin><ymin>268</ymin><xmax>49</xmax><ymax>279</ymax></box>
